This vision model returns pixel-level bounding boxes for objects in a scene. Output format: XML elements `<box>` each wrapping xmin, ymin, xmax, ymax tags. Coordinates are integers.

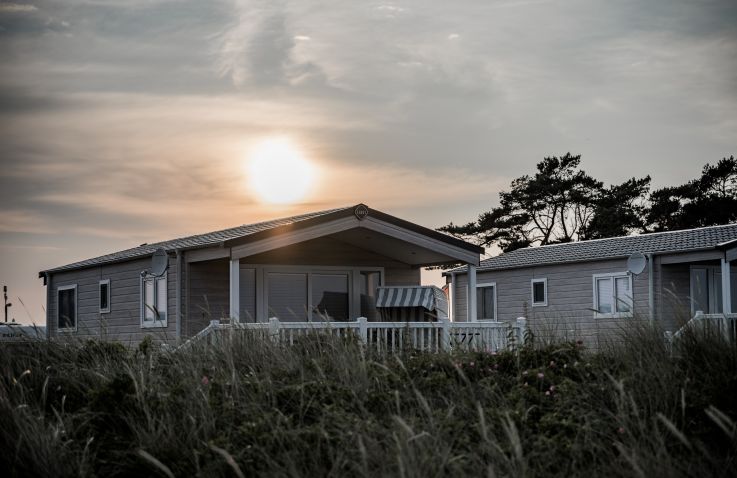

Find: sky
<box><xmin>1</xmin><ymin>0</ymin><xmax>736</xmax><ymax>325</ymax></box>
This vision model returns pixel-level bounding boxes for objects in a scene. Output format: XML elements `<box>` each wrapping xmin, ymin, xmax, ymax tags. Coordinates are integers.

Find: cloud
<box><xmin>0</xmin><ymin>3</ymin><xmax>38</xmax><ymax>13</ymax></box>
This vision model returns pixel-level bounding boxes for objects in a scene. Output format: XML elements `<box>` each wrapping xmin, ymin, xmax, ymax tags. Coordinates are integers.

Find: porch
<box><xmin>180</xmin><ymin>205</ymin><xmax>485</xmax><ymax>338</ymax></box>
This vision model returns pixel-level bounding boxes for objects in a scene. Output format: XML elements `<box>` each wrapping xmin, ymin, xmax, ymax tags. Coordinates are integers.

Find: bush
<box><xmin>0</xmin><ymin>328</ymin><xmax>735</xmax><ymax>477</ymax></box>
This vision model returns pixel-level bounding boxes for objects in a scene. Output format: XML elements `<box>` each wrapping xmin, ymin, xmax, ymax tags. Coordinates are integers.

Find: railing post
<box><xmin>516</xmin><ymin>317</ymin><xmax>527</xmax><ymax>345</ymax></box>
<box><xmin>269</xmin><ymin>317</ymin><xmax>280</xmax><ymax>343</ymax></box>
<box><xmin>440</xmin><ymin>317</ymin><xmax>450</xmax><ymax>351</ymax></box>
<box><xmin>209</xmin><ymin>319</ymin><xmax>220</xmax><ymax>345</ymax></box>
<box><xmin>357</xmin><ymin>317</ymin><xmax>368</xmax><ymax>344</ymax></box>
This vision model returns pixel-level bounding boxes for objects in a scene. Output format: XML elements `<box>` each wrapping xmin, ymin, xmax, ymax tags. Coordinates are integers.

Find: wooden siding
<box><xmin>47</xmin><ymin>256</ymin><xmax>178</xmax><ymax>346</ymax></box>
<box><xmin>186</xmin><ymin>258</ymin><xmax>230</xmax><ymax>337</ymax></box>
<box><xmin>452</xmin><ymin>259</ymin><xmax>651</xmax><ymax>348</ymax></box>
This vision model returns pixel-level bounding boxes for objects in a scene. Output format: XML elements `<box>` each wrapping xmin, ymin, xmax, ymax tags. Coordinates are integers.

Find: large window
<box><xmin>57</xmin><ymin>284</ymin><xmax>77</xmax><ymax>331</ymax></box>
<box><xmin>267</xmin><ymin>272</ymin><xmax>308</xmax><ymax>321</ymax></box>
<box><xmin>531</xmin><ymin>278</ymin><xmax>547</xmax><ymax>307</ymax></box>
<box><xmin>99</xmin><ymin>279</ymin><xmax>110</xmax><ymax>313</ymax></box>
<box><xmin>593</xmin><ymin>273</ymin><xmax>632</xmax><ymax>318</ymax></box>
<box><xmin>476</xmin><ymin>283</ymin><xmax>497</xmax><ymax>321</ymax></box>
<box><xmin>312</xmin><ymin>273</ymin><xmax>349</xmax><ymax>320</ymax></box>
<box><xmin>141</xmin><ymin>273</ymin><xmax>167</xmax><ymax>328</ymax></box>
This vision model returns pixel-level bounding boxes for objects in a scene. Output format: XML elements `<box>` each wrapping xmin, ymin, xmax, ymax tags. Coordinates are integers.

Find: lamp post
<box><xmin>3</xmin><ymin>285</ymin><xmax>11</xmax><ymax>323</ymax></box>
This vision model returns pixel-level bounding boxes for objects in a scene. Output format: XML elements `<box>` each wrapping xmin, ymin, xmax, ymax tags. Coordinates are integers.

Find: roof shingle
<box><xmin>452</xmin><ymin>223</ymin><xmax>737</xmax><ymax>273</ymax></box>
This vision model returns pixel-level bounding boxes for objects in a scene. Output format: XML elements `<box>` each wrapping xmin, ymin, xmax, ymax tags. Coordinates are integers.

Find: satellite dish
<box><xmin>626</xmin><ymin>252</ymin><xmax>647</xmax><ymax>275</ymax></box>
<box><xmin>151</xmin><ymin>248</ymin><xmax>169</xmax><ymax>277</ymax></box>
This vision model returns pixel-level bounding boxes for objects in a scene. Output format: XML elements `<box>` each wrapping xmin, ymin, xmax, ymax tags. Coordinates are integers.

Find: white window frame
<box><xmin>99</xmin><ymin>279</ymin><xmax>111</xmax><ymax>314</ymax></box>
<box><xmin>140</xmin><ymin>272</ymin><xmax>168</xmax><ymax>328</ymax></box>
<box><xmin>475</xmin><ymin>281</ymin><xmax>497</xmax><ymax>322</ymax></box>
<box><xmin>592</xmin><ymin>272</ymin><xmax>633</xmax><ymax>319</ymax></box>
<box><xmin>249</xmin><ymin>264</ymin><xmax>385</xmax><ymax>322</ymax></box>
<box><xmin>531</xmin><ymin>278</ymin><xmax>548</xmax><ymax>307</ymax></box>
<box><xmin>57</xmin><ymin>284</ymin><xmax>78</xmax><ymax>332</ymax></box>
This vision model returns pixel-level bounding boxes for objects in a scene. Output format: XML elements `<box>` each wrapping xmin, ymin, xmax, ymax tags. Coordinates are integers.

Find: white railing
<box><xmin>180</xmin><ymin>317</ymin><xmax>529</xmax><ymax>353</ymax></box>
<box><xmin>666</xmin><ymin>311</ymin><xmax>737</xmax><ymax>345</ymax></box>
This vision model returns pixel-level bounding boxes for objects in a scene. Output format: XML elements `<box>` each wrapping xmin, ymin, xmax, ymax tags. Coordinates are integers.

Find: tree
<box><xmin>581</xmin><ymin>176</ymin><xmax>651</xmax><ymax>240</ymax></box>
<box><xmin>440</xmin><ymin>153</ymin><xmax>651</xmax><ymax>252</ymax></box>
<box><xmin>647</xmin><ymin>156</ymin><xmax>737</xmax><ymax>231</ymax></box>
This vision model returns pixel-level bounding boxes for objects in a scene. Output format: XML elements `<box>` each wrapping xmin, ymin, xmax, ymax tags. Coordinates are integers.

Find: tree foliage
<box><xmin>440</xmin><ymin>153</ymin><xmax>650</xmax><ymax>252</ymax></box>
<box><xmin>647</xmin><ymin>156</ymin><xmax>737</xmax><ymax>231</ymax></box>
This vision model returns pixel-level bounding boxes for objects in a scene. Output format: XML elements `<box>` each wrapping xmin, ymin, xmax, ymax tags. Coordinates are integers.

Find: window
<box><xmin>57</xmin><ymin>284</ymin><xmax>77</xmax><ymax>331</ymax></box>
<box><xmin>312</xmin><ymin>273</ymin><xmax>349</xmax><ymax>320</ymax></box>
<box><xmin>360</xmin><ymin>271</ymin><xmax>382</xmax><ymax>320</ymax></box>
<box><xmin>99</xmin><ymin>279</ymin><xmax>110</xmax><ymax>313</ymax></box>
<box><xmin>475</xmin><ymin>283</ymin><xmax>497</xmax><ymax>321</ymax></box>
<box><xmin>531</xmin><ymin>278</ymin><xmax>547</xmax><ymax>307</ymax></box>
<box><xmin>267</xmin><ymin>272</ymin><xmax>308</xmax><ymax>321</ymax></box>
<box><xmin>593</xmin><ymin>273</ymin><xmax>633</xmax><ymax>318</ymax></box>
<box><xmin>141</xmin><ymin>273</ymin><xmax>167</xmax><ymax>328</ymax></box>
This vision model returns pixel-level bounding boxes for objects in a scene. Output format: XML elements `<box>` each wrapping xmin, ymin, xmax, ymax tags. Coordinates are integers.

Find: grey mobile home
<box><xmin>39</xmin><ymin>204</ymin><xmax>483</xmax><ymax>345</ymax></box>
<box><xmin>447</xmin><ymin>224</ymin><xmax>737</xmax><ymax>346</ymax></box>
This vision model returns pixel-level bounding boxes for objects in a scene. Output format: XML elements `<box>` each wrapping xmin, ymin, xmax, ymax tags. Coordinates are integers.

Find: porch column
<box><xmin>468</xmin><ymin>264</ymin><xmax>477</xmax><ymax>322</ymax></box>
<box><xmin>229</xmin><ymin>258</ymin><xmax>240</xmax><ymax>322</ymax></box>
<box><xmin>722</xmin><ymin>256</ymin><xmax>732</xmax><ymax>314</ymax></box>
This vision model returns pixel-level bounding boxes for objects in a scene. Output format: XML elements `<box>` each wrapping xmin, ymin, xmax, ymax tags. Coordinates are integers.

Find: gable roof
<box><xmin>40</xmin><ymin>204</ymin><xmax>483</xmax><ymax>276</ymax></box>
<box><xmin>449</xmin><ymin>223</ymin><xmax>737</xmax><ymax>274</ymax></box>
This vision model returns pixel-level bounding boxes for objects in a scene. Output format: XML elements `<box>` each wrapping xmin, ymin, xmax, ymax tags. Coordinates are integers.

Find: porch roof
<box><xmin>39</xmin><ymin>204</ymin><xmax>483</xmax><ymax>276</ymax></box>
<box><xmin>448</xmin><ymin>223</ymin><xmax>737</xmax><ymax>274</ymax></box>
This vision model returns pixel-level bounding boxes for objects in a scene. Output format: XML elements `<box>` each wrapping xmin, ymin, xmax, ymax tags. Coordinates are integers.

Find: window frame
<box><xmin>57</xmin><ymin>284</ymin><xmax>78</xmax><ymax>333</ymax></box>
<box><xmin>592</xmin><ymin>272</ymin><xmax>633</xmax><ymax>319</ymax></box>
<box><xmin>531</xmin><ymin>278</ymin><xmax>548</xmax><ymax>307</ymax></box>
<box><xmin>474</xmin><ymin>281</ymin><xmax>498</xmax><ymax>322</ymax></box>
<box><xmin>140</xmin><ymin>272</ymin><xmax>168</xmax><ymax>329</ymax></box>
<box><xmin>99</xmin><ymin>279</ymin><xmax>111</xmax><ymax>314</ymax></box>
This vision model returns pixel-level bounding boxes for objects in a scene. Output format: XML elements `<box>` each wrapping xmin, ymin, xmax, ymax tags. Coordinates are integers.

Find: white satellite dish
<box><xmin>626</xmin><ymin>252</ymin><xmax>647</xmax><ymax>275</ymax></box>
<box><xmin>151</xmin><ymin>248</ymin><xmax>169</xmax><ymax>277</ymax></box>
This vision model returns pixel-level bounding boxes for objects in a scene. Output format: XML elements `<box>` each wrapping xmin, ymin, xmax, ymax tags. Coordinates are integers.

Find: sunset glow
<box><xmin>248</xmin><ymin>138</ymin><xmax>315</xmax><ymax>204</ymax></box>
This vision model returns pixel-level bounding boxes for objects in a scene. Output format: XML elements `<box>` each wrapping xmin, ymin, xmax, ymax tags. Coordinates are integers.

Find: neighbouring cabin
<box><xmin>39</xmin><ymin>204</ymin><xmax>483</xmax><ymax>346</ymax></box>
<box><xmin>447</xmin><ymin>224</ymin><xmax>737</xmax><ymax>348</ymax></box>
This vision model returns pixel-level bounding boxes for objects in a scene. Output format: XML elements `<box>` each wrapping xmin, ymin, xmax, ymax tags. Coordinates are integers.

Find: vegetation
<box><xmin>1</xmin><ymin>326</ymin><xmax>736</xmax><ymax>477</ymax></box>
<box><xmin>441</xmin><ymin>154</ymin><xmax>736</xmax><ymax>252</ymax></box>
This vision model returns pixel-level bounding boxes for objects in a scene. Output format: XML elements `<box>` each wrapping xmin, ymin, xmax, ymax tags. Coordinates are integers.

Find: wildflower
<box><xmin>549</xmin><ymin>385</ymin><xmax>555</xmax><ymax>392</ymax></box>
<box><xmin>469</xmin><ymin>362</ymin><xmax>475</xmax><ymax>367</ymax></box>
<box><xmin>201</xmin><ymin>376</ymin><xmax>210</xmax><ymax>386</ymax></box>
<box><xmin>549</xmin><ymin>361</ymin><xmax>555</xmax><ymax>368</ymax></box>
<box><xmin>537</xmin><ymin>372</ymin><xmax>544</xmax><ymax>379</ymax></box>
<box><xmin>493</xmin><ymin>363</ymin><xmax>499</xmax><ymax>370</ymax></box>
<box><xmin>522</xmin><ymin>370</ymin><xmax>528</xmax><ymax>376</ymax></box>
<box><xmin>545</xmin><ymin>390</ymin><xmax>551</xmax><ymax>396</ymax></box>
<box><xmin>523</xmin><ymin>382</ymin><xmax>528</xmax><ymax>387</ymax></box>
<box><xmin>617</xmin><ymin>427</ymin><xmax>625</xmax><ymax>434</ymax></box>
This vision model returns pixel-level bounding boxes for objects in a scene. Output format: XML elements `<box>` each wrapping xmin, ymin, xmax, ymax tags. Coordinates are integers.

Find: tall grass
<box><xmin>1</xmin><ymin>324</ymin><xmax>736</xmax><ymax>477</ymax></box>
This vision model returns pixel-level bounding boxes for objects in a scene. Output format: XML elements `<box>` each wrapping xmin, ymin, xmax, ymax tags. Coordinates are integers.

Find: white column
<box><xmin>229</xmin><ymin>258</ymin><xmax>240</xmax><ymax>322</ymax></box>
<box><xmin>468</xmin><ymin>264</ymin><xmax>477</xmax><ymax>322</ymax></box>
<box><xmin>722</xmin><ymin>257</ymin><xmax>732</xmax><ymax>314</ymax></box>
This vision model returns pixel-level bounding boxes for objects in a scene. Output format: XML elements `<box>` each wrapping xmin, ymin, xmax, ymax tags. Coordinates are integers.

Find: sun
<box><xmin>247</xmin><ymin>137</ymin><xmax>315</xmax><ymax>204</ymax></box>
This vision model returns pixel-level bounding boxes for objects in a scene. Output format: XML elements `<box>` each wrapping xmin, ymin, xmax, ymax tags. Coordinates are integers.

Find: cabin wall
<box><xmin>46</xmin><ymin>256</ymin><xmax>178</xmax><ymax>346</ymax></box>
<box><xmin>186</xmin><ymin>258</ymin><xmax>230</xmax><ymax>337</ymax></box>
<box><xmin>452</xmin><ymin>259</ymin><xmax>651</xmax><ymax>348</ymax></box>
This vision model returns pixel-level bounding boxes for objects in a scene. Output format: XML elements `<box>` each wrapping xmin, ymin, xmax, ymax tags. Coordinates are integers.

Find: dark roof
<box><xmin>449</xmin><ymin>223</ymin><xmax>737</xmax><ymax>274</ymax></box>
<box><xmin>40</xmin><ymin>204</ymin><xmax>483</xmax><ymax>276</ymax></box>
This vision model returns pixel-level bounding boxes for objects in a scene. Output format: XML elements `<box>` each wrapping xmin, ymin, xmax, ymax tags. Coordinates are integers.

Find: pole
<box><xmin>4</xmin><ymin>285</ymin><xmax>12</xmax><ymax>323</ymax></box>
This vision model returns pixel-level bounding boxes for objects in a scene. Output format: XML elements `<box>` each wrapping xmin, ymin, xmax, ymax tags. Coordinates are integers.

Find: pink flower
<box><xmin>549</xmin><ymin>385</ymin><xmax>555</xmax><ymax>392</ymax></box>
<box><xmin>617</xmin><ymin>427</ymin><xmax>625</xmax><ymax>434</ymax></box>
<box><xmin>549</xmin><ymin>361</ymin><xmax>556</xmax><ymax>368</ymax></box>
<box><xmin>469</xmin><ymin>362</ymin><xmax>475</xmax><ymax>367</ymax></box>
<box><xmin>545</xmin><ymin>390</ymin><xmax>551</xmax><ymax>396</ymax></box>
<box><xmin>537</xmin><ymin>372</ymin><xmax>544</xmax><ymax>379</ymax></box>
<box><xmin>522</xmin><ymin>370</ymin><xmax>528</xmax><ymax>376</ymax></box>
<box><xmin>201</xmin><ymin>376</ymin><xmax>210</xmax><ymax>386</ymax></box>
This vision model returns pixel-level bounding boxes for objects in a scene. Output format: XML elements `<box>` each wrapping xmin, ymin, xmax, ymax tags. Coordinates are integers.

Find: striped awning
<box><xmin>375</xmin><ymin>286</ymin><xmax>448</xmax><ymax>315</ymax></box>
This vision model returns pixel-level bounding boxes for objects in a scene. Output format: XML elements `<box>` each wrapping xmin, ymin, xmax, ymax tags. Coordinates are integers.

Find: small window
<box><xmin>531</xmin><ymin>278</ymin><xmax>547</xmax><ymax>307</ymax></box>
<box><xmin>99</xmin><ymin>279</ymin><xmax>110</xmax><ymax>313</ymax></box>
<box><xmin>476</xmin><ymin>284</ymin><xmax>496</xmax><ymax>321</ymax></box>
<box><xmin>141</xmin><ymin>273</ymin><xmax>167</xmax><ymax>328</ymax></box>
<box><xmin>58</xmin><ymin>284</ymin><xmax>77</xmax><ymax>331</ymax></box>
<box><xmin>593</xmin><ymin>273</ymin><xmax>632</xmax><ymax>317</ymax></box>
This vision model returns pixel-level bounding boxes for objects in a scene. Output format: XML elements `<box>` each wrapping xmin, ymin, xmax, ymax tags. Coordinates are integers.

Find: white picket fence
<box><xmin>181</xmin><ymin>317</ymin><xmax>529</xmax><ymax>353</ymax></box>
